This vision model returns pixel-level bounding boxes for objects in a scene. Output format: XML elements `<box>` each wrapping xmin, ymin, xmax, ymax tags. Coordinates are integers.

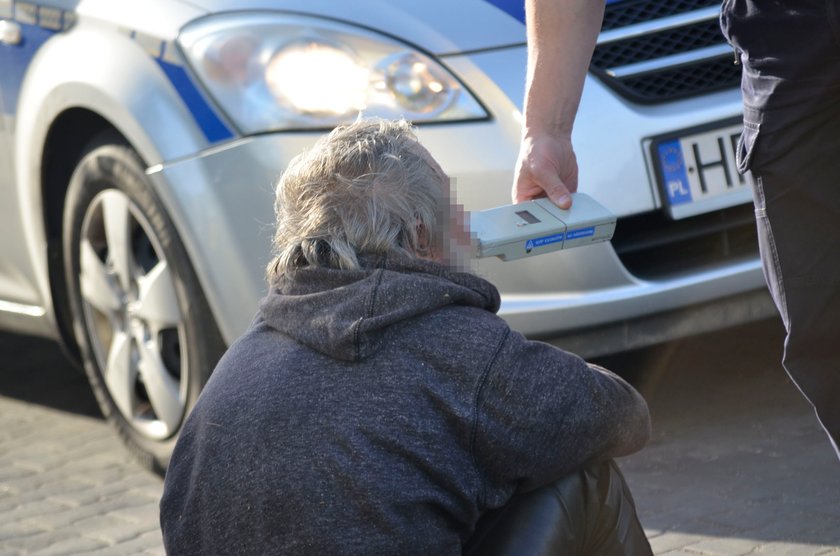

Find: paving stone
<box><xmin>688</xmin><ymin>536</ymin><xmax>767</xmax><ymax>555</ymax></box>
<box><xmin>86</xmin><ymin>529</ymin><xmax>166</xmax><ymax>556</ymax></box>
<box><xmin>19</xmin><ymin>496</ymin><xmax>141</xmax><ymax>532</ymax></box>
<box><xmin>0</xmin><ymin>499</ymin><xmax>74</xmax><ymax>522</ymax></box>
<box><xmin>108</xmin><ymin>502</ymin><xmax>161</xmax><ymax>524</ymax></box>
<box><xmin>755</xmin><ymin>542</ymin><xmax>840</xmax><ymax>555</ymax></box>
<box><xmin>649</xmin><ymin>532</ymin><xmax>715</xmax><ymax>554</ymax></box>
<box><xmin>70</xmin><ymin>514</ymin><xmax>158</xmax><ymax>544</ymax></box>
<box><xmin>26</xmin><ymin>535</ymin><xmax>109</xmax><ymax>556</ymax></box>
<box><xmin>0</xmin><ymin>521</ymin><xmax>46</xmax><ymax>544</ymax></box>
<box><xmin>2</xmin><ymin>529</ymin><xmax>79</xmax><ymax>553</ymax></box>
<box><xmin>43</xmin><ymin>476</ymin><xmax>157</xmax><ymax>508</ymax></box>
<box><xmin>0</xmin><ymin>465</ymin><xmax>38</xmax><ymax>483</ymax></box>
<box><xmin>0</xmin><ymin>489</ymin><xmax>45</xmax><ymax>513</ymax></box>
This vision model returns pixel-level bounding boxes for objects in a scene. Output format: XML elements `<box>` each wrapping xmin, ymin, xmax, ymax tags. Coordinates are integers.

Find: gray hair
<box><xmin>266</xmin><ymin>118</ymin><xmax>447</xmax><ymax>281</ymax></box>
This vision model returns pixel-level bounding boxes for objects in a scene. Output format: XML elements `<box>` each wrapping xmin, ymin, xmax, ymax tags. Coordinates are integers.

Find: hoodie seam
<box><xmin>469</xmin><ymin>326</ymin><xmax>511</xmax><ymax>510</ymax></box>
<box><xmin>353</xmin><ymin>268</ymin><xmax>386</xmax><ymax>361</ymax></box>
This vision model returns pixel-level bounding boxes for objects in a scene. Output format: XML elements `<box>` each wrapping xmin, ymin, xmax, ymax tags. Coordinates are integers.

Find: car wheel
<box><xmin>63</xmin><ymin>138</ymin><xmax>225</xmax><ymax>474</ymax></box>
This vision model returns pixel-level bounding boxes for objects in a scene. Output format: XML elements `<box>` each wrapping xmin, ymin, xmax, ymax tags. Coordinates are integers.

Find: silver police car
<box><xmin>0</xmin><ymin>0</ymin><xmax>772</xmax><ymax>470</ymax></box>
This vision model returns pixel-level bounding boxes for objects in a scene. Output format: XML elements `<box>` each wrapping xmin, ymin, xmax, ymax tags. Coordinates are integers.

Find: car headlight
<box><xmin>177</xmin><ymin>13</ymin><xmax>488</xmax><ymax>133</ymax></box>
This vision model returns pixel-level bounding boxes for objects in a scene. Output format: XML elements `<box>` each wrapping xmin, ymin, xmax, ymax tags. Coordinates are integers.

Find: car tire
<box><xmin>63</xmin><ymin>137</ymin><xmax>225</xmax><ymax>474</ymax></box>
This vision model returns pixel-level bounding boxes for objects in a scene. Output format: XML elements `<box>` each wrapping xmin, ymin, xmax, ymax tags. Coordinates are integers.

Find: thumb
<box><xmin>539</xmin><ymin>173</ymin><xmax>573</xmax><ymax>209</ymax></box>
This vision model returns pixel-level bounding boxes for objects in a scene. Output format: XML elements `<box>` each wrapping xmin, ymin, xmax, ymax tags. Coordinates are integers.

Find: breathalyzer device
<box><xmin>470</xmin><ymin>193</ymin><xmax>616</xmax><ymax>261</ymax></box>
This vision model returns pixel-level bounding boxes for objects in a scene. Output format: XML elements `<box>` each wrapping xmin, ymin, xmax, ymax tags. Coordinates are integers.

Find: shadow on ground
<box><xmin>598</xmin><ymin>318</ymin><xmax>840</xmax><ymax>551</ymax></box>
<box><xmin>0</xmin><ymin>332</ymin><xmax>101</xmax><ymax>418</ymax></box>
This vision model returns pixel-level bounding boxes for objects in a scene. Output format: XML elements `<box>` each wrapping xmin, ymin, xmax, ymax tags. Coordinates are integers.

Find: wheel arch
<box><xmin>41</xmin><ymin>109</ymin><xmax>128</xmax><ymax>362</ymax></box>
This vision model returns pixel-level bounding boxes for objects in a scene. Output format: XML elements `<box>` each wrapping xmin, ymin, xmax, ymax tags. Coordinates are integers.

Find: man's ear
<box><xmin>415</xmin><ymin>219</ymin><xmax>438</xmax><ymax>260</ymax></box>
<box><xmin>416</xmin><ymin>220</ymin><xmax>429</xmax><ymax>251</ymax></box>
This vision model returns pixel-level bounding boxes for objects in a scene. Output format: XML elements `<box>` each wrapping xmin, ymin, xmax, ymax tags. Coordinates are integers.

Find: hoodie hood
<box><xmin>259</xmin><ymin>256</ymin><xmax>500</xmax><ymax>362</ymax></box>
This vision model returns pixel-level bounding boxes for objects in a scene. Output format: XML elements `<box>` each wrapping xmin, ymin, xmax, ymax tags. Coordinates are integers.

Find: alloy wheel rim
<box><xmin>78</xmin><ymin>189</ymin><xmax>188</xmax><ymax>440</ymax></box>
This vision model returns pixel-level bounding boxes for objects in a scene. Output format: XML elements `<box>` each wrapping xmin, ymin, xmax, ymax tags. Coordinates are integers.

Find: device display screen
<box><xmin>515</xmin><ymin>210</ymin><xmax>541</xmax><ymax>224</ymax></box>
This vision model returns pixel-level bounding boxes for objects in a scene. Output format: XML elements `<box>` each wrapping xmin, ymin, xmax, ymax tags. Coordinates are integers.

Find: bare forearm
<box><xmin>523</xmin><ymin>0</ymin><xmax>604</xmax><ymax>139</ymax></box>
<box><xmin>513</xmin><ymin>0</ymin><xmax>605</xmax><ymax>206</ymax></box>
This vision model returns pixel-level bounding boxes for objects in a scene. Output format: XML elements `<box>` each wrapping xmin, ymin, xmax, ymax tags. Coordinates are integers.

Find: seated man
<box><xmin>160</xmin><ymin>118</ymin><xmax>652</xmax><ymax>555</ymax></box>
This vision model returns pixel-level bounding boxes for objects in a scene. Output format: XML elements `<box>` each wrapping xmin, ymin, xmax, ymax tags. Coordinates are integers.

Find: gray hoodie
<box><xmin>160</xmin><ymin>255</ymin><xmax>650</xmax><ymax>555</ymax></box>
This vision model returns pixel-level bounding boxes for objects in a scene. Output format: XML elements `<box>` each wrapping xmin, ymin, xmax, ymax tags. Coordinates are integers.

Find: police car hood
<box><xmin>177</xmin><ymin>0</ymin><xmax>525</xmax><ymax>54</ymax></box>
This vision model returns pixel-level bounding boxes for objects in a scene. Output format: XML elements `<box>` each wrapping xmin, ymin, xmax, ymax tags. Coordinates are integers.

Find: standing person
<box><xmin>513</xmin><ymin>0</ymin><xmax>840</xmax><ymax>458</ymax></box>
<box><xmin>160</xmin><ymin>118</ymin><xmax>653</xmax><ymax>554</ymax></box>
<box><xmin>719</xmin><ymin>1</ymin><xmax>840</xmax><ymax>457</ymax></box>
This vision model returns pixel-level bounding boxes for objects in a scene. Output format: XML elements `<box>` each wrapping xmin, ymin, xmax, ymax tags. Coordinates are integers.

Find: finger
<box><xmin>537</xmin><ymin>172</ymin><xmax>573</xmax><ymax>209</ymax></box>
<box><xmin>512</xmin><ymin>178</ymin><xmax>548</xmax><ymax>204</ymax></box>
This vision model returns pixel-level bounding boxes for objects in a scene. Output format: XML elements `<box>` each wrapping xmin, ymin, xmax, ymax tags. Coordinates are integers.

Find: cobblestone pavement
<box><xmin>0</xmin><ymin>318</ymin><xmax>838</xmax><ymax>555</ymax></box>
<box><xmin>0</xmin><ymin>334</ymin><xmax>163</xmax><ymax>556</ymax></box>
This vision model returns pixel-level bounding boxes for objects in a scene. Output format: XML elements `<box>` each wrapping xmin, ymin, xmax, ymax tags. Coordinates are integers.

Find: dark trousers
<box><xmin>464</xmin><ymin>461</ymin><xmax>652</xmax><ymax>555</ymax></box>
<box><xmin>722</xmin><ymin>0</ymin><xmax>840</xmax><ymax>459</ymax></box>
<box><xmin>746</xmin><ymin>109</ymin><xmax>840</xmax><ymax>458</ymax></box>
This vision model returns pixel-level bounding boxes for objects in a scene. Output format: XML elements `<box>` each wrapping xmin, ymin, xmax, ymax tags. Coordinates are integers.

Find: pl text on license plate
<box><xmin>652</xmin><ymin>122</ymin><xmax>754</xmax><ymax>219</ymax></box>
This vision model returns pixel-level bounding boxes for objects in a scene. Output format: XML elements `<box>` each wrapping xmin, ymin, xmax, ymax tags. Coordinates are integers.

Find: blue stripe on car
<box><xmin>0</xmin><ymin>22</ymin><xmax>55</xmax><ymax>114</ymax></box>
<box><xmin>156</xmin><ymin>58</ymin><xmax>235</xmax><ymax>144</ymax></box>
<box><xmin>481</xmin><ymin>0</ymin><xmax>619</xmax><ymax>23</ymax></box>
<box><xmin>481</xmin><ymin>0</ymin><xmax>525</xmax><ymax>23</ymax></box>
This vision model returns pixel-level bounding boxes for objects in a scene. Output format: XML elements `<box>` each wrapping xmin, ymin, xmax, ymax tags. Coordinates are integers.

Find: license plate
<box><xmin>650</xmin><ymin>122</ymin><xmax>754</xmax><ymax>219</ymax></box>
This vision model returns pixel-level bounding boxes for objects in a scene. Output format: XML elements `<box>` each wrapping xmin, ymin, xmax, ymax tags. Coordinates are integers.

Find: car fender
<box><xmin>13</xmin><ymin>20</ymin><xmax>228</xmax><ymax>320</ymax></box>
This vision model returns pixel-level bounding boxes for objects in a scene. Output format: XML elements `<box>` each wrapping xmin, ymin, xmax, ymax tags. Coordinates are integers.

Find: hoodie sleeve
<box><xmin>471</xmin><ymin>329</ymin><xmax>650</xmax><ymax>504</ymax></box>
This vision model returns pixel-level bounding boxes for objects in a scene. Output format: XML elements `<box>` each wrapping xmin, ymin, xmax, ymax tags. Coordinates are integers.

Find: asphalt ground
<box><xmin>0</xmin><ymin>317</ymin><xmax>838</xmax><ymax>555</ymax></box>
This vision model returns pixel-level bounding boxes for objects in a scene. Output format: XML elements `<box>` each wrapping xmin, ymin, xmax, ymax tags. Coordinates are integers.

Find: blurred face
<box><xmin>442</xmin><ymin>179</ymin><xmax>474</xmax><ymax>271</ymax></box>
<box><xmin>412</xmin><ymin>145</ymin><xmax>473</xmax><ymax>270</ymax></box>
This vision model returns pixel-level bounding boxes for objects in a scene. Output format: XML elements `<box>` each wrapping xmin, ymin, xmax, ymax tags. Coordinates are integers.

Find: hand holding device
<box><xmin>471</xmin><ymin>193</ymin><xmax>616</xmax><ymax>261</ymax></box>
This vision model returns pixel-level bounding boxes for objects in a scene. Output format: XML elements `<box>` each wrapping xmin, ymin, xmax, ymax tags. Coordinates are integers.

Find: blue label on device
<box><xmin>525</xmin><ymin>233</ymin><xmax>565</xmax><ymax>251</ymax></box>
<box><xmin>566</xmin><ymin>227</ymin><xmax>595</xmax><ymax>240</ymax></box>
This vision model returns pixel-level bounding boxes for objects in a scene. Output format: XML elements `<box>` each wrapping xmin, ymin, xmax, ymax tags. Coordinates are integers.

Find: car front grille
<box><xmin>592</xmin><ymin>0</ymin><xmax>740</xmax><ymax>103</ymax></box>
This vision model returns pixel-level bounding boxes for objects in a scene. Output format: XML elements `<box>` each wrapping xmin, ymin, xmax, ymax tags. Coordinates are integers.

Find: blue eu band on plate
<box><xmin>652</xmin><ymin>121</ymin><xmax>753</xmax><ymax>219</ymax></box>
